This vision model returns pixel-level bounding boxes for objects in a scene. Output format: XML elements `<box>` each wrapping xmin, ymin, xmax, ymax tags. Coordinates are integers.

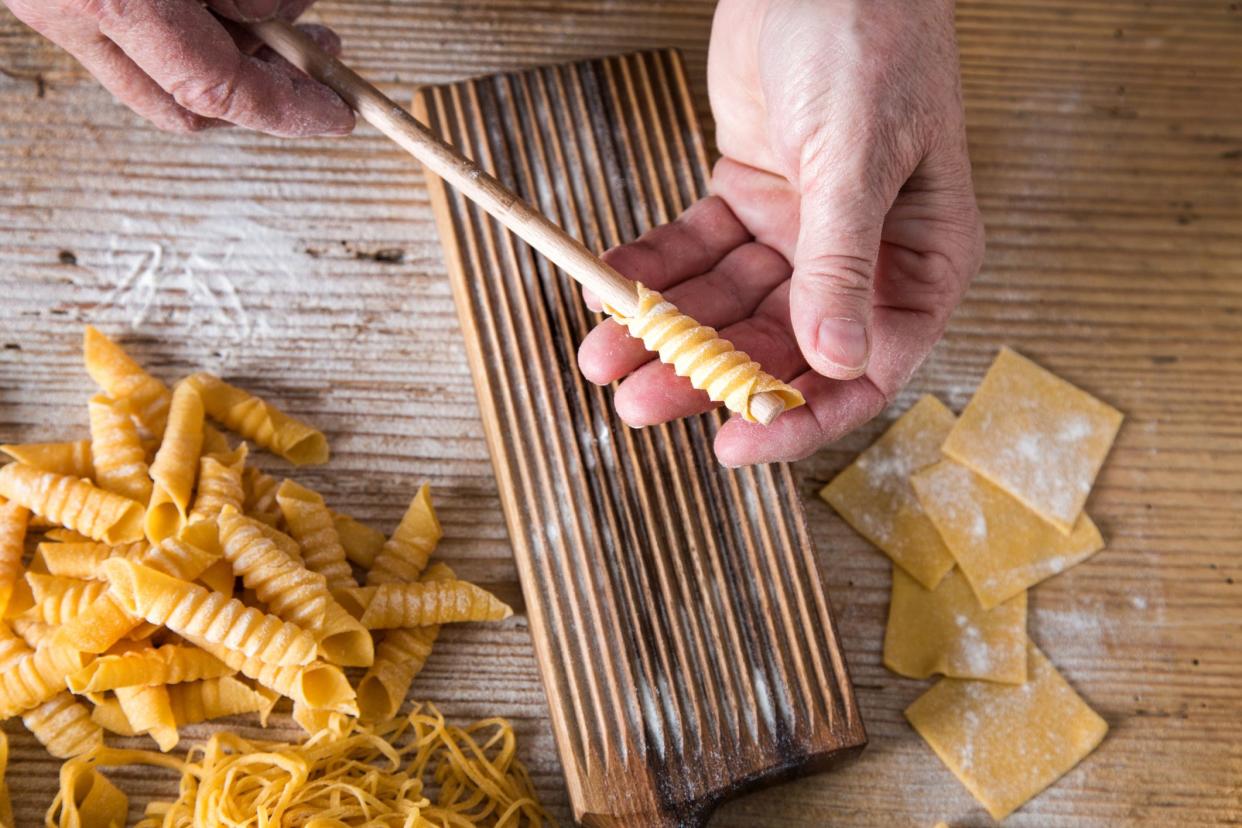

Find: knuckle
<box><xmin>172</xmin><ymin>76</ymin><xmax>239</xmax><ymax>120</ymax></box>
<box><xmin>798</xmin><ymin>252</ymin><xmax>874</xmax><ymax>299</ymax></box>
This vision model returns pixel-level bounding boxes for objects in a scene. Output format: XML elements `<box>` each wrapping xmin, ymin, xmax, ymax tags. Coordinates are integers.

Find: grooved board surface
<box><xmin>413</xmin><ymin>49</ymin><xmax>864</xmax><ymax>826</ymax></box>
<box><xmin>0</xmin><ymin>1</ymin><xmax>1239</xmax><ymax>826</ymax></box>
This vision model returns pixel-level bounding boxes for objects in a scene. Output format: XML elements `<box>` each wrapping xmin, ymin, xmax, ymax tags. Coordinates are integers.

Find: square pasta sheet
<box><xmin>819</xmin><ymin>396</ymin><xmax>956</xmax><ymax>589</ymax></box>
<box><xmin>905</xmin><ymin>642</ymin><xmax>1108</xmax><ymax>821</ymax></box>
<box><xmin>911</xmin><ymin>460</ymin><xmax>1106</xmax><ymax>609</ymax></box>
<box><xmin>884</xmin><ymin>566</ymin><xmax>1027</xmax><ymax>684</ymax></box>
<box><xmin>940</xmin><ymin>348</ymin><xmax>1123</xmax><ymax>534</ymax></box>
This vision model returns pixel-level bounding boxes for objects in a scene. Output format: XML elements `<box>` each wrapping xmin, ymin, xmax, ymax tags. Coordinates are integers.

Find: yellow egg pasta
<box><xmin>190</xmin><ymin>639</ymin><xmax>356</xmax><ymax>713</ymax></box>
<box><xmin>0</xmin><ymin>731</ymin><xmax>11</xmax><ymax>828</ymax></box>
<box><xmin>187</xmin><ymin>372</ymin><xmax>329</xmax><ymax>466</ymax></box>
<box><xmin>101</xmin><ymin>558</ymin><xmax>318</xmax><ymax>667</ymax></box>
<box><xmin>145</xmin><ymin>381</ymin><xmax>206</xmax><ymax>543</ymax></box>
<box><xmin>367</xmin><ymin>484</ymin><xmax>441</xmax><ymax>586</ymax></box>
<box><xmin>0</xmin><ymin>500</ymin><xmax>27</xmax><ymax>617</ymax></box>
<box><xmin>0</xmin><ymin>440</ymin><xmax>94</xmax><ymax>480</ymax></box>
<box><xmin>68</xmin><ymin>644</ymin><xmax>233</xmax><ymax>694</ymax></box>
<box><xmin>0</xmin><ymin>464</ymin><xmax>144</xmax><ymax>545</ymax></box>
<box><xmin>316</xmin><ymin>603</ymin><xmax>374</xmax><ymax>668</ymax></box>
<box><xmin>116</xmin><ymin>681</ymin><xmax>179</xmax><ymax>752</ymax></box>
<box><xmin>332</xmin><ymin>510</ymin><xmax>386</xmax><ymax>570</ymax></box>
<box><xmin>40</xmin><ymin>528</ymin><xmax>93</xmax><ymax>543</ymax></box>
<box><xmin>276</xmin><ymin>479</ymin><xmax>356</xmax><ymax>591</ymax></box>
<box><xmin>10</xmin><ymin>617</ymin><xmax>56</xmax><ymax>649</ymax></box>
<box><xmin>48</xmin><ymin>756</ymin><xmax>136</xmax><ymax>828</ymax></box>
<box><xmin>165</xmin><ymin>676</ymin><xmax>268</xmax><ymax>727</ymax></box>
<box><xmin>343</xmin><ymin>580</ymin><xmax>512</xmax><ymax>630</ymax></box>
<box><xmin>0</xmin><ymin>624</ymin><xmax>29</xmax><ymax>670</ymax></box>
<box><xmin>195</xmin><ymin>559</ymin><xmax>235</xmax><ymax>594</ymax></box>
<box><xmin>217</xmin><ymin>507</ymin><xmax>329</xmax><ymax>631</ymax></box>
<box><xmin>240</xmin><ymin>466</ymin><xmax>281</xmax><ymax>526</ymax></box>
<box><xmin>21</xmin><ymin>692</ymin><xmax>103</xmax><ymax>759</ymax></box>
<box><xmin>23</xmin><ymin>574</ymin><xmax>110</xmax><ymax>625</ymax></box>
<box><xmin>357</xmin><ymin>562</ymin><xmax>453</xmax><ymax>722</ymax></box>
<box><xmin>90</xmin><ymin>697</ymin><xmax>138</xmax><ymax>737</ymax></box>
<box><xmin>0</xmin><ymin>640</ymin><xmax>89</xmax><ymax>717</ymax></box>
<box><xmin>33</xmin><ymin>540</ymin><xmax>150</xmax><ymax>580</ymax></box>
<box><xmin>187</xmin><ymin>445</ymin><xmax>246</xmax><ymax>526</ymax></box>
<box><xmin>83</xmin><ymin>326</ymin><xmax>173</xmax><ymax>438</ymax></box>
<box><xmin>88</xmin><ymin>394</ymin><xmax>152</xmax><ymax>505</ymax></box>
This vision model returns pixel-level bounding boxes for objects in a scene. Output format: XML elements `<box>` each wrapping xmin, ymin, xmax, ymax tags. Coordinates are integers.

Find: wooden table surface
<box><xmin>1</xmin><ymin>1</ymin><xmax>1239</xmax><ymax>825</ymax></box>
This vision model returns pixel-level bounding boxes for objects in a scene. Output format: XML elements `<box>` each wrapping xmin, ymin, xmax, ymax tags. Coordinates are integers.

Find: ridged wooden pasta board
<box><xmin>412</xmin><ymin>50</ymin><xmax>866</xmax><ymax>826</ymax></box>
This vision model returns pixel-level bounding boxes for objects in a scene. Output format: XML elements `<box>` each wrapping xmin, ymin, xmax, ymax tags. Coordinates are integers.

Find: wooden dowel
<box><xmin>251</xmin><ymin>20</ymin><xmax>787</xmax><ymax>426</ymax></box>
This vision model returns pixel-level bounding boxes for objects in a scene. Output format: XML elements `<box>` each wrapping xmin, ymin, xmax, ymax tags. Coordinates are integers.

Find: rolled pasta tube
<box><xmin>39</xmin><ymin>528</ymin><xmax>92</xmax><ymax>543</ymax></box>
<box><xmin>0</xmin><ymin>640</ymin><xmax>90</xmax><ymax>717</ymax></box>
<box><xmin>341</xmin><ymin>580</ymin><xmax>512</xmax><ymax>630</ymax></box>
<box><xmin>165</xmin><ymin>676</ymin><xmax>268</xmax><ymax>727</ymax></box>
<box><xmin>101</xmin><ymin>558</ymin><xmax>317</xmax><ymax>666</ymax></box>
<box><xmin>68</xmin><ymin>644</ymin><xmax>233</xmax><ymax>693</ymax></box>
<box><xmin>603</xmin><ymin>283</ymin><xmax>805</xmax><ymax>422</ymax></box>
<box><xmin>241</xmin><ymin>466</ymin><xmax>282</xmax><ymax>526</ymax></box>
<box><xmin>33</xmin><ymin>540</ymin><xmax>149</xmax><ymax>580</ymax></box>
<box><xmin>22</xmin><ymin>692</ymin><xmax>103</xmax><ymax>759</ymax></box>
<box><xmin>356</xmin><ymin>562</ymin><xmax>453</xmax><ymax>722</ymax></box>
<box><xmin>10</xmin><ymin>617</ymin><xmax>56</xmax><ymax>648</ymax></box>
<box><xmin>196</xmin><ymin>559</ymin><xmax>236</xmax><ymax>595</ymax></box>
<box><xmin>0</xmin><ymin>624</ymin><xmax>30</xmax><ymax>669</ymax></box>
<box><xmin>0</xmin><ymin>463</ymin><xmax>144</xmax><ymax>544</ymax></box>
<box><xmin>90</xmin><ymin>697</ymin><xmax>138</xmax><ymax>737</ymax></box>
<box><xmin>0</xmin><ymin>500</ymin><xmax>27</xmax><ymax>617</ymax></box>
<box><xmin>332</xmin><ymin>510</ymin><xmax>385</xmax><ymax>570</ymax></box>
<box><xmin>83</xmin><ymin>325</ymin><xmax>171</xmax><ymax>436</ymax></box>
<box><xmin>145</xmin><ymin>381</ymin><xmax>206</xmax><ymax>543</ymax></box>
<box><xmin>190</xmin><ymin>638</ymin><xmax>356</xmax><ymax>713</ymax></box>
<box><xmin>117</xmin><ymin>682</ymin><xmax>179</xmax><ymax>752</ymax></box>
<box><xmin>187</xmin><ymin>373</ymin><xmax>328</xmax><ymax>465</ymax></box>
<box><xmin>22</xmin><ymin>574</ymin><xmax>109</xmax><ymax>625</ymax></box>
<box><xmin>366</xmin><ymin>484</ymin><xmax>441</xmax><ymax>586</ymax></box>
<box><xmin>0</xmin><ymin>440</ymin><xmax>94</xmax><ymax>480</ymax></box>
<box><xmin>217</xmin><ymin>507</ymin><xmax>328</xmax><ymax>631</ymax></box>
<box><xmin>88</xmin><ymin>394</ymin><xmax>152</xmax><ymax>504</ymax></box>
<box><xmin>187</xmin><ymin>444</ymin><xmax>246</xmax><ymax>525</ymax></box>
<box><xmin>317</xmin><ymin>603</ymin><xmax>373</xmax><ymax>668</ymax></box>
<box><xmin>276</xmin><ymin>479</ymin><xmax>355</xmax><ymax>591</ymax></box>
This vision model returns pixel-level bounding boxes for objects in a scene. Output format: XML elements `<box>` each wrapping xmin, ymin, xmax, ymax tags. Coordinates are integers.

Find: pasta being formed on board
<box><xmin>0</xmin><ymin>327</ymin><xmax>538</xmax><ymax>827</ymax></box>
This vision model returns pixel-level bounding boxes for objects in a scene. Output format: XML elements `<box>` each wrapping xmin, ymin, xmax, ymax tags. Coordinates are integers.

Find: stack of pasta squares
<box><xmin>0</xmin><ymin>327</ymin><xmax>512</xmax><ymax>770</ymax></box>
<box><xmin>820</xmin><ymin>347</ymin><xmax>1124</xmax><ymax>823</ymax></box>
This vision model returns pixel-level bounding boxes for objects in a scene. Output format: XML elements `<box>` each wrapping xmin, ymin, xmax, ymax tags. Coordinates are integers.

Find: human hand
<box><xmin>3</xmin><ymin>0</ymin><xmax>354</xmax><ymax>136</ymax></box>
<box><xmin>577</xmin><ymin>0</ymin><xmax>984</xmax><ymax>465</ymax></box>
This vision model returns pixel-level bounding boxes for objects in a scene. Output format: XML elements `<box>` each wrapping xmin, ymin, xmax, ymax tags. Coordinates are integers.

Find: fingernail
<box><xmin>816</xmin><ymin>317</ymin><xmax>869</xmax><ymax>373</ymax></box>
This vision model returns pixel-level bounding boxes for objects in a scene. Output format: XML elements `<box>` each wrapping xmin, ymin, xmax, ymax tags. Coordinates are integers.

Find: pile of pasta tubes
<box><xmin>0</xmin><ymin>327</ymin><xmax>548</xmax><ymax>827</ymax></box>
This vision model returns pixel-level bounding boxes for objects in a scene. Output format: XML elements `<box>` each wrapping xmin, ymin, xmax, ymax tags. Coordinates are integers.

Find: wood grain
<box><xmin>0</xmin><ymin>0</ymin><xmax>1239</xmax><ymax>825</ymax></box>
<box><xmin>413</xmin><ymin>50</ymin><xmax>863</xmax><ymax>826</ymax></box>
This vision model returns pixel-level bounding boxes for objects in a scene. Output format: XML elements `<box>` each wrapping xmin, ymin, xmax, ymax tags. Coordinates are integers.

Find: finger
<box><xmin>95</xmin><ymin>0</ymin><xmax>354</xmax><ymax>137</ymax></box>
<box><xmin>713</xmin><ymin>371</ymin><xmax>888</xmax><ymax>466</ymax></box>
<box><xmin>612</xmin><ymin>283</ymin><xmax>806</xmax><ymax>426</ymax></box>
<box><xmin>206</xmin><ymin>0</ymin><xmax>283</xmax><ymax>22</ymax></box>
<box><xmin>577</xmin><ymin>241</ymin><xmax>791</xmax><ymax>384</ymax></box>
<box><xmin>789</xmin><ymin>142</ymin><xmax>905</xmax><ymax>381</ymax></box>
<box><xmin>709</xmin><ymin>157</ymin><xmax>800</xmax><ymax>260</ymax></box>
<box><xmin>582</xmin><ymin>196</ymin><xmax>751</xmax><ymax>311</ymax></box>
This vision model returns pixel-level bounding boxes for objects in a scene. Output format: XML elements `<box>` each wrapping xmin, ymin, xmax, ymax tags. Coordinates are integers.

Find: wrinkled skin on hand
<box><xmin>4</xmin><ymin>0</ymin><xmax>354</xmax><ymax>136</ymax></box>
<box><xmin>578</xmin><ymin>0</ymin><xmax>985</xmax><ymax>465</ymax></box>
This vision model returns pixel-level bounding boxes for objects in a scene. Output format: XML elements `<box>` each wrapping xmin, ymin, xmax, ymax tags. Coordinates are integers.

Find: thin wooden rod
<box><xmin>251</xmin><ymin>20</ymin><xmax>787</xmax><ymax>426</ymax></box>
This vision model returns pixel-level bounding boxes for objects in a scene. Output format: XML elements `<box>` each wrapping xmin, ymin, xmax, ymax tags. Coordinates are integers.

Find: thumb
<box><xmin>789</xmin><ymin>171</ymin><xmax>896</xmax><ymax>380</ymax></box>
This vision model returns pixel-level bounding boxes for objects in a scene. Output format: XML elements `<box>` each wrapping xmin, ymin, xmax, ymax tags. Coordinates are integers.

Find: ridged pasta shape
<box><xmin>146</xmin><ymin>381</ymin><xmax>206</xmax><ymax>543</ymax></box>
<box><xmin>40</xmin><ymin>528</ymin><xmax>92</xmax><ymax>543</ymax></box>
<box><xmin>217</xmin><ymin>508</ymin><xmax>329</xmax><ymax>631</ymax></box>
<box><xmin>0</xmin><ymin>623</ymin><xmax>30</xmax><ymax>669</ymax></box>
<box><xmin>23</xmin><ymin>574</ymin><xmax>109</xmax><ymax>625</ymax></box>
<box><xmin>83</xmin><ymin>326</ymin><xmax>172</xmax><ymax>436</ymax></box>
<box><xmin>603</xmin><ymin>283</ymin><xmax>805</xmax><ymax>422</ymax></box>
<box><xmin>88</xmin><ymin>394</ymin><xmax>152</xmax><ymax>505</ymax></box>
<box><xmin>116</xmin><ymin>681</ymin><xmax>179</xmax><ymax>751</ymax></box>
<box><xmin>68</xmin><ymin>644</ymin><xmax>233</xmax><ymax>693</ymax></box>
<box><xmin>101</xmin><ymin>558</ymin><xmax>317</xmax><ymax>666</ymax></box>
<box><xmin>190</xmin><ymin>638</ymin><xmax>356</xmax><ymax>713</ymax></box>
<box><xmin>188</xmin><ymin>444</ymin><xmax>246</xmax><ymax>525</ymax></box>
<box><xmin>0</xmin><ymin>640</ymin><xmax>89</xmax><ymax>717</ymax></box>
<box><xmin>0</xmin><ymin>463</ymin><xmax>144</xmax><ymax>544</ymax></box>
<box><xmin>0</xmin><ymin>440</ymin><xmax>94</xmax><ymax>479</ymax></box>
<box><xmin>366</xmin><ymin>484</ymin><xmax>441</xmax><ymax>586</ymax></box>
<box><xmin>187</xmin><ymin>373</ymin><xmax>329</xmax><ymax>466</ymax></box>
<box><xmin>165</xmin><ymin>676</ymin><xmax>267</xmax><ymax>727</ymax></box>
<box><xmin>21</xmin><ymin>692</ymin><xmax>103</xmax><ymax>759</ymax></box>
<box><xmin>344</xmin><ymin>580</ymin><xmax>512</xmax><ymax>630</ymax></box>
<box><xmin>332</xmin><ymin>510</ymin><xmax>385</xmax><ymax>569</ymax></box>
<box><xmin>10</xmin><ymin>617</ymin><xmax>56</xmax><ymax>649</ymax></box>
<box><xmin>241</xmin><ymin>466</ymin><xmax>281</xmax><ymax>526</ymax></box>
<box><xmin>34</xmin><ymin>540</ymin><xmax>150</xmax><ymax>580</ymax></box>
<box><xmin>276</xmin><ymin>479</ymin><xmax>356</xmax><ymax>591</ymax></box>
<box><xmin>356</xmin><ymin>562</ymin><xmax>453</xmax><ymax>722</ymax></box>
<box><xmin>90</xmin><ymin>697</ymin><xmax>137</xmax><ymax>737</ymax></box>
<box><xmin>0</xmin><ymin>500</ymin><xmax>27</xmax><ymax>616</ymax></box>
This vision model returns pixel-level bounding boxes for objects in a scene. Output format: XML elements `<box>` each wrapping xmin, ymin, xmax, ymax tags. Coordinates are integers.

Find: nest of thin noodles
<box><xmin>48</xmin><ymin>703</ymin><xmax>550</xmax><ymax>828</ymax></box>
